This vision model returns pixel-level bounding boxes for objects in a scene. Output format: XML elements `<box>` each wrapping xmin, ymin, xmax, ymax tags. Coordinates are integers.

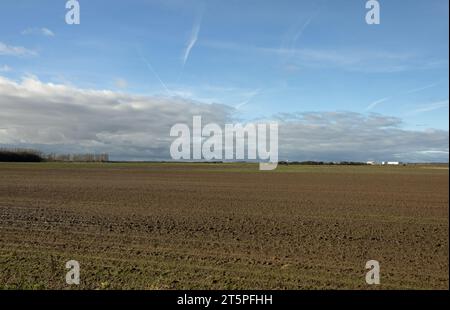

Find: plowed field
<box><xmin>0</xmin><ymin>163</ymin><xmax>448</xmax><ymax>289</ymax></box>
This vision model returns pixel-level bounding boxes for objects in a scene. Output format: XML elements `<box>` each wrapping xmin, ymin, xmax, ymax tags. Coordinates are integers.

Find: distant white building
<box><xmin>381</xmin><ymin>161</ymin><xmax>400</xmax><ymax>165</ymax></box>
<box><xmin>366</xmin><ymin>161</ymin><xmax>376</xmax><ymax>165</ymax></box>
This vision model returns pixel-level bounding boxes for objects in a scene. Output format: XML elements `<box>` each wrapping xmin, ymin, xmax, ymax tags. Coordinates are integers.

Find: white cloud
<box><xmin>22</xmin><ymin>27</ymin><xmax>55</xmax><ymax>37</ymax></box>
<box><xmin>0</xmin><ymin>75</ymin><xmax>232</xmax><ymax>160</ymax></box>
<box><xmin>114</xmin><ymin>78</ymin><xmax>128</xmax><ymax>89</ymax></box>
<box><xmin>274</xmin><ymin>112</ymin><xmax>448</xmax><ymax>162</ymax></box>
<box><xmin>0</xmin><ymin>65</ymin><xmax>12</xmax><ymax>72</ymax></box>
<box><xmin>0</xmin><ymin>42</ymin><xmax>37</xmax><ymax>57</ymax></box>
<box><xmin>42</xmin><ymin>28</ymin><xmax>55</xmax><ymax>37</ymax></box>
<box><xmin>0</xmin><ymin>75</ymin><xmax>448</xmax><ymax>162</ymax></box>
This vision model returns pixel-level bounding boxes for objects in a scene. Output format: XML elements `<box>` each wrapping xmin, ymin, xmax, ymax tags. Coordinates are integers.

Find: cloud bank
<box><xmin>0</xmin><ymin>75</ymin><xmax>448</xmax><ymax>162</ymax></box>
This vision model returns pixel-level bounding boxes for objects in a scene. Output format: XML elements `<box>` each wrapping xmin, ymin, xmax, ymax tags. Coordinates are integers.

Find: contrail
<box><xmin>235</xmin><ymin>89</ymin><xmax>261</xmax><ymax>110</ymax></box>
<box><xmin>136</xmin><ymin>47</ymin><xmax>172</xmax><ymax>97</ymax></box>
<box><xmin>403</xmin><ymin>83</ymin><xmax>438</xmax><ymax>95</ymax></box>
<box><xmin>365</xmin><ymin>82</ymin><xmax>439</xmax><ymax>112</ymax></box>
<box><xmin>281</xmin><ymin>9</ymin><xmax>320</xmax><ymax>56</ymax></box>
<box><xmin>290</xmin><ymin>15</ymin><xmax>314</xmax><ymax>50</ymax></box>
<box><xmin>366</xmin><ymin>97</ymin><xmax>390</xmax><ymax>111</ymax></box>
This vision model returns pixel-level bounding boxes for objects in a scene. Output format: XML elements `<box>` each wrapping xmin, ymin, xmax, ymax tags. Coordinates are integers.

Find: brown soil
<box><xmin>0</xmin><ymin>163</ymin><xmax>448</xmax><ymax>289</ymax></box>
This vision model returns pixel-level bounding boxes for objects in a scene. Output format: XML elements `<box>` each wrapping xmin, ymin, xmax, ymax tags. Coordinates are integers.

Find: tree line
<box><xmin>0</xmin><ymin>148</ymin><xmax>109</xmax><ymax>163</ymax></box>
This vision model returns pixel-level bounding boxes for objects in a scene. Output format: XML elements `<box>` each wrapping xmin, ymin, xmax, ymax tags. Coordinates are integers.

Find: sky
<box><xmin>0</xmin><ymin>0</ymin><xmax>448</xmax><ymax>162</ymax></box>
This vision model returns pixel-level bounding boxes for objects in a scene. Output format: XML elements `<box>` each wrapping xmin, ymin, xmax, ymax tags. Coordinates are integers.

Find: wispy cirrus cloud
<box><xmin>0</xmin><ymin>41</ymin><xmax>37</xmax><ymax>57</ymax></box>
<box><xmin>407</xmin><ymin>100</ymin><xmax>449</xmax><ymax>115</ymax></box>
<box><xmin>201</xmin><ymin>39</ymin><xmax>444</xmax><ymax>73</ymax></box>
<box><xmin>21</xmin><ymin>27</ymin><xmax>55</xmax><ymax>37</ymax></box>
<box><xmin>182</xmin><ymin>12</ymin><xmax>203</xmax><ymax>67</ymax></box>
<box><xmin>177</xmin><ymin>5</ymin><xmax>206</xmax><ymax>84</ymax></box>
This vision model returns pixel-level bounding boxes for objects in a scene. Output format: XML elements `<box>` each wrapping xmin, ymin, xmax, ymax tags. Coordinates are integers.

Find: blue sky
<box><xmin>0</xmin><ymin>0</ymin><xmax>448</xmax><ymax>162</ymax></box>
